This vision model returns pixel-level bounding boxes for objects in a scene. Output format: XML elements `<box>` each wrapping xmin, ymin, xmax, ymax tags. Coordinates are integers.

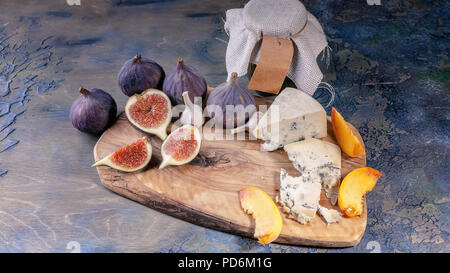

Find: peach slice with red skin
<box><xmin>331</xmin><ymin>107</ymin><xmax>365</xmax><ymax>157</ymax></box>
<box><xmin>338</xmin><ymin>167</ymin><xmax>382</xmax><ymax>217</ymax></box>
<box><xmin>239</xmin><ymin>187</ymin><xmax>282</xmax><ymax>244</ymax></box>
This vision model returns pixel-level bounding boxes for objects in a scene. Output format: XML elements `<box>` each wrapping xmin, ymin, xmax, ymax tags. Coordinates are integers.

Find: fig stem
<box><xmin>159</xmin><ymin>159</ymin><xmax>169</xmax><ymax>170</ymax></box>
<box><xmin>230</xmin><ymin>123</ymin><xmax>247</xmax><ymax>135</ymax></box>
<box><xmin>79</xmin><ymin>87</ymin><xmax>90</xmax><ymax>97</ymax></box>
<box><xmin>182</xmin><ymin>91</ymin><xmax>194</xmax><ymax>110</ymax></box>
<box><xmin>177</xmin><ymin>57</ymin><xmax>184</xmax><ymax>69</ymax></box>
<box><xmin>134</xmin><ymin>54</ymin><xmax>142</xmax><ymax>63</ymax></box>
<box><xmin>231</xmin><ymin>72</ymin><xmax>238</xmax><ymax>84</ymax></box>
<box><xmin>91</xmin><ymin>158</ymin><xmax>104</xmax><ymax>167</ymax></box>
<box><xmin>230</xmin><ymin>111</ymin><xmax>261</xmax><ymax>135</ymax></box>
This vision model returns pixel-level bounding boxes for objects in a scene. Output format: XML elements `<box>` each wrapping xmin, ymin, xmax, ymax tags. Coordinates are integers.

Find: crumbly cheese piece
<box><xmin>318</xmin><ymin>205</ymin><xmax>341</xmax><ymax>225</ymax></box>
<box><xmin>278</xmin><ymin>169</ymin><xmax>321</xmax><ymax>224</ymax></box>
<box><xmin>284</xmin><ymin>138</ymin><xmax>341</xmax><ymax>205</ymax></box>
<box><xmin>253</xmin><ymin>88</ymin><xmax>327</xmax><ymax>151</ymax></box>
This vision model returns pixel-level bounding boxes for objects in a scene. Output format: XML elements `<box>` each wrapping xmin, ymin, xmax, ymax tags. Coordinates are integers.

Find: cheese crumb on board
<box><xmin>318</xmin><ymin>205</ymin><xmax>341</xmax><ymax>225</ymax></box>
<box><xmin>284</xmin><ymin>138</ymin><xmax>341</xmax><ymax>205</ymax></box>
<box><xmin>252</xmin><ymin>88</ymin><xmax>327</xmax><ymax>151</ymax></box>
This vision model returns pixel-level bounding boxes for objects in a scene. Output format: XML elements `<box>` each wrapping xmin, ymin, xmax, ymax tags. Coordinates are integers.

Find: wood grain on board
<box><xmin>93</xmin><ymin>97</ymin><xmax>367</xmax><ymax>247</ymax></box>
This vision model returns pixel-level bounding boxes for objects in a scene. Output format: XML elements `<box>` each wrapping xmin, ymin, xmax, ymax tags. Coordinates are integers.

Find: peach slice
<box><xmin>331</xmin><ymin>107</ymin><xmax>365</xmax><ymax>157</ymax></box>
<box><xmin>338</xmin><ymin>167</ymin><xmax>382</xmax><ymax>217</ymax></box>
<box><xmin>239</xmin><ymin>187</ymin><xmax>282</xmax><ymax>244</ymax></box>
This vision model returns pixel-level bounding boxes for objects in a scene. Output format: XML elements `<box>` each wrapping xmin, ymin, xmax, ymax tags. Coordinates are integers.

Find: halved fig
<box><xmin>159</xmin><ymin>125</ymin><xmax>202</xmax><ymax>169</ymax></box>
<box><xmin>92</xmin><ymin>137</ymin><xmax>152</xmax><ymax>172</ymax></box>
<box><xmin>125</xmin><ymin>89</ymin><xmax>172</xmax><ymax>140</ymax></box>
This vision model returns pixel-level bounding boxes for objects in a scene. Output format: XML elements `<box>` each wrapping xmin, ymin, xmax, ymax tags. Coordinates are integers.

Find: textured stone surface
<box><xmin>0</xmin><ymin>0</ymin><xmax>448</xmax><ymax>252</ymax></box>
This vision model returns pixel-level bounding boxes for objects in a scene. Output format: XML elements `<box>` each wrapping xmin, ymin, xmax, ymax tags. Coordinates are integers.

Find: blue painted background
<box><xmin>0</xmin><ymin>0</ymin><xmax>448</xmax><ymax>252</ymax></box>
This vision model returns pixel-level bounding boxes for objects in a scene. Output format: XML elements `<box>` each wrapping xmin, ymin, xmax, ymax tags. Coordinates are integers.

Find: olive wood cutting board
<box><xmin>93</xmin><ymin>97</ymin><xmax>367</xmax><ymax>247</ymax></box>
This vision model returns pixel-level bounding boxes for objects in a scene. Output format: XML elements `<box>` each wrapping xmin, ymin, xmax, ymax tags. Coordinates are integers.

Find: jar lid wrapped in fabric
<box><xmin>224</xmin><ymin>0</ymin><xmax>329</xmax><ymax>96</ymax></box>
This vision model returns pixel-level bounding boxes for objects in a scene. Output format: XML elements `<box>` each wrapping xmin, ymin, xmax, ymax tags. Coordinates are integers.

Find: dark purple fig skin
<box><xmin>162</xmin><ymin>57</ymin><xmax>207</xmax><ymax>105</ymax></box>
<box><xmin>118</xmin><ymin>54</ymin><xmax>165</xmax><ymax>96</ymax></box>
<box><xmin>69</xmin><ymin>87</ymin><xmax>117</xmax><ymax>135</ymax></box>
<box><xmin>206</xmin><ymin>72</ymin><xmax>256</xmax><ymax>129</ymax></box>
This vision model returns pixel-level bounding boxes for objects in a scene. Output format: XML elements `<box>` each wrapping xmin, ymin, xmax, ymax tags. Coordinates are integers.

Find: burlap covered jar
<box><xmin>224</xmin><ymin>0</ymin><xmax>331</xmax><ymax>98</ymax></box>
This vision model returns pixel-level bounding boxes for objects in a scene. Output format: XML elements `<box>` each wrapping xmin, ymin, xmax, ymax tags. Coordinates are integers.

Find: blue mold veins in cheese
<box><xmin>253</xmin><ymin>88</ymin><xmax>327</xmax><ymax>151</ymax></box>
<box><xmin>284</xmin><ymin>138</ymin><xmax>341</xmax><ymax>205</ymax></box>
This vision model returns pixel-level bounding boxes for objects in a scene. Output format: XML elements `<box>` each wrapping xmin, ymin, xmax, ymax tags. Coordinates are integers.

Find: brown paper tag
<box><xmin>248</xmin><ymin>35</ymin><xmax>294</xmax><ymax>94</ymax></box>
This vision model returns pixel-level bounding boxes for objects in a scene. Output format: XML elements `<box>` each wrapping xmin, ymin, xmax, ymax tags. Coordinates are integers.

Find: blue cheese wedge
<box><xmin>284</xmin><ymin>138</ymin><xmax>341</xmax><ymax>205</ymax></box>
<box><xmin>253</xmin><ymin>88</ymin><xmax>327</xmax><ymax>151</ymax></box>
<box><xmin>277</xmin><ymin>169</ymin><xmax>322</xmax><ymax>224</ymax></box>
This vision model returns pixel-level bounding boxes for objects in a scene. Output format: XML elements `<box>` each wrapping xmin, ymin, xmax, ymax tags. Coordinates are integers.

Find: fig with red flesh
<box><xmin>125</xmin><ymin>89</ymin><xmax>172</xmax><ymax>140</ymax></box>
<box><xmin>92</xmin><ymin>137</ymin><xmax>152</xmax><ymax>172</ymax></box>
<box><xmin>118</xmin><ymin>54</ymin><xmax>165</xmax><ymax>96</ymax></box>
<box><xmin>159</xmin><ymin>125</ymin><xmax>202</xmax><ymax>169</ymax></box>
<box><xmin>69</xmin><ymin>87</ymin><xmax>117</xmax><ymax>135</ymax></box>
<box><xmin>163</xmin><ymin>57</ymin><xmax>207</xmax><ymax>105</ymax></box>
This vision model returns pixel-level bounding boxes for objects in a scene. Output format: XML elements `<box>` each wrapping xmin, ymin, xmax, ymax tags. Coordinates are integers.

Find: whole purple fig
<box><xmin>118</xmin><ymin>54</ymin><xmax>165</xmax><ymax>96</ymax></box>
<box><xmin>162</xmin><ymin>57</ymin><xmax>207</xmax><ymax>105</ymax></box>
<box><xmin>206</xmin><ymin>72</ymin><xmax>256</xmax><ymax>129</ymax></box>
<box><xmin>70</xmin><ymin>87</ymin><xmax>117</xmax><ymax>134</ymax></box>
